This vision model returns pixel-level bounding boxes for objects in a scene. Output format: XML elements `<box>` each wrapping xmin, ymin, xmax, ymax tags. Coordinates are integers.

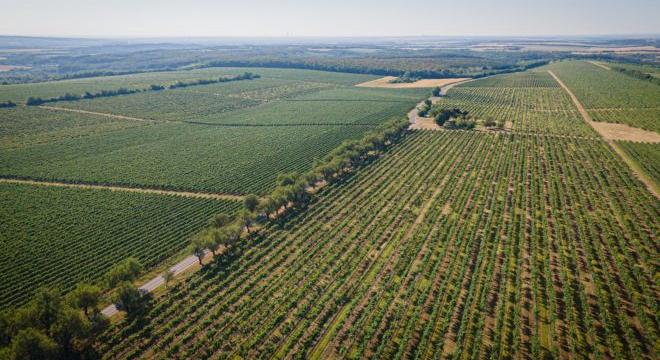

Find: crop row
<box><xmin>0</xmin><ymin>183</ymin><xmax>240</xmax><ymax>308</ymax></box>
<box><xmin>460</xmin><ymin>70</ymin><xmax>560</xmax><ymax>88</ymax></box>
<box><xmin>616</xmin><ymin>141</ymin><xmax>660</xmax><ymax>185</ymax></box>
<box><xmin>0</xmin><ymin>123</ymin><xmax>377</xmax><ymax>194</ymax></box>
<box><xmin>544</xmin><ymin>61</ymin><xmax>660</xmax><ymax>132</ymax></box>
<box><xmin>436</xmin><ymin>85</ymin><xmax>597</xmax><ymax>136</ymax></box>
<box><xmin>98</xmin><ymin>131</ymin><xmax>658</xmax><ymax>359</ymax></box>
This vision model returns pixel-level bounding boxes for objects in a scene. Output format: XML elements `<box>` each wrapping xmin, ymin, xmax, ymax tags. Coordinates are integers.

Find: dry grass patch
<box><xmin>589</xmin><ymin>122</ymin><xmax>660</xmax><ymax>143</ymax></box>
<box><xmin>356</xmin><ymin>76</ymin><xmax>470</xmax><ymax>89</ymax></box>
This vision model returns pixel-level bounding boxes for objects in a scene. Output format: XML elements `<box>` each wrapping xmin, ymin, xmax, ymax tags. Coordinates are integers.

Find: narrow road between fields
<box><xmin>549</xmin><ymin>70</ymin><xmax>659</xmax><ymax>199</ymax></box>
<box><xmin>0</xmin><ymin>178</ymin><xmax>245</xmax><ymax>201</ymax></box>
<box><xmin>101</xmin><ymin>250</ymin><xmax>212</xmax><ymax>317</ymax></box>
<box><xmin>408</xmin><ymin>78</ymin><xmax>474</xmax><ymax>130</ymax></box>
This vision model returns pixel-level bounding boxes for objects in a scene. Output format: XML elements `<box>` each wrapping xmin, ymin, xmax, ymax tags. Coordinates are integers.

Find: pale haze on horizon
<box><xmin>1</xmin><ymin>0</ymin><xmax>659</xmax><ymax>38</ymax></box>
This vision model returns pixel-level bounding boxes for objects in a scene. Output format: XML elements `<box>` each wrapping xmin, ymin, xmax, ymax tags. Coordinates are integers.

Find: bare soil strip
<box><xmin>548</xmin><ymin>70</ymin><xmax>660</xmax><ymax>198</ymax></box>
<box><xmin>0</xmin><ymin>178</ymin><xmax>245</xmax><ymax>201</ymax></box>
<box><xmin>356</xmin><ymin>76</ymin><xmax>470</xmax><ymax>89</ymax></box>
<box><xmin>587</xmin><ymin>61</ymin><xmax>611</xmax><ymax>71</ymax></box>
<box><xmin>40</xmin><ymin>105</ymin><xmax>167</xmax><ymax>123</ymax></box>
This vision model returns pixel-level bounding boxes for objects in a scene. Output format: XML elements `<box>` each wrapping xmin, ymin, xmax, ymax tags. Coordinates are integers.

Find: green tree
<box><xmin>190</xmin><ymin>236</ymin><xmax>209</xmax><ymax>265</ymax></box>
<box><xmin>162</xmin><ymin>270</ymin><xmax>175</xmax><ymax>288</ymax></box>
<box><xmin>243</xmin><ymin>194</ymin><xmax>259</xmax><ymax>212</ymax></box>
<box><xmin>208</xmin><ymin>213</ymin><xmax>232</xmax><ymax>228</ymax></box>
<box><xmin>67</xmin><ymin>284</ymin><xmax>102</xmax><ymax>317</ymax></box>
<box><xmin>236</xmin><ymin>209</ymin><xmax>255</xmax><ymax>233</ymax></box>
<box><xmin>431</xmin><ymin>86</ymin><xmax>441</xmax><ymax>97</ymax></box>
<box><xmin>106</xmin><ymin>257</ymin><xmax>143</xmax><ymax>288</ymax></box>
<box><xmin>9</xmin><ymin>328</ymin><xmax>58</xmax><ymax>360</ymax></box>
<box><xmin>114</xmin><ymin>282</ymin><xmax>149</xmax><ymax>316</ymax></box>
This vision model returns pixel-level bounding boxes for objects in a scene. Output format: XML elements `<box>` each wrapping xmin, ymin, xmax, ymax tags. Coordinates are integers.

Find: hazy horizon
<box><xmin>1</xmin><ymin>0</ymin><xmax>659</xmax><ymax>38</ymax></box>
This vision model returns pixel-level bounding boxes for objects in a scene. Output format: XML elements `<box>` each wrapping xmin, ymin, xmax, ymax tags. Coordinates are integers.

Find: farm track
<box><xmin>548</xmin><ymin>70</ymin><xmax>660</xmax><ymax>199</ymax></box>
<box><xmin>0</xmin><ymin>177</ymin><xmax>246</xmax><ymax>201</ymax></box>
<box><xmin>40</xmin><ymin>105</ymin><xmax>381</xmax><ymax>128</ymax></box>
<box><xmin>587</xmin><ymin>61</ymin><xmax>611</xmax><ymax>71</ymax></box>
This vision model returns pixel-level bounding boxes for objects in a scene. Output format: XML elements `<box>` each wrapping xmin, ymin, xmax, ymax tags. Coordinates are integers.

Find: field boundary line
<box><xmin>587</xmin><ymin>61</ymin><xmax>611</xmax><ymax>71</ymax></box>
<box><xmin>548</xmin><ymin>70</ymin><xmax>659</xmax><ymax>199</ymax></box>
<box><xmin>39</xmin><ymin>105</ymin><xmax>170</xmax><ymax>123</ymax></box>
<box><xmin>0</xmin><ymin>177</ymin><xmax>245</xmax><ymax>201</ymax></box>
<box><xmin>39</xmin><ymin>105</ymin><xmax>380</xmax><ymax>128</ymax></box>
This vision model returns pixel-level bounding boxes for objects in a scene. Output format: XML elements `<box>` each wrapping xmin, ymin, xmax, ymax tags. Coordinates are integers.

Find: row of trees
<box><xmin>611</xmin><ymin>66</ymin><xmax>660</xmax><ymax>86</ymax></box>
<box><xmin>0</xmin><ymin>286</ymin><xmax>107</xmax><ymax>359</ymax></box>
<box><xmin>0</xmin><ymin>257</ymin><xmax>151</xmax><ymax>359</ymax></box>
<box><xmin>167</xmin><ymin>72</ymin><xmax>260</xmax><ymax>90</ymax></box>
<box><xmin>188</xmin><ymin>117</ymin><xmax>411</xmax><ymax>264</ymax></box>
<box><xmin>24</xmin><ymin>72</ymin><xmax>261</xmax><ymax>106</ymax></box>
<box><xmin>26</xmin><ymin>88</ymin><xmax>141</xmax><ymax>106</ymax></box>
<box><xmin>388</xmin><ymin>71</ymin><xmax>421</xmax><ymax>84</ymax></box>
<box><xmin>0</xmin><ymin>101</ymin><xmax>16</xmax><ymax>108</ymax></box>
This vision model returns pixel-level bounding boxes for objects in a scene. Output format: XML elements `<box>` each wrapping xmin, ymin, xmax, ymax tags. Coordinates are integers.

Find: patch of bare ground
<box><xmin>0</xmin><ymin>65</ymin><xmax>31</xmax><ymax>72</ymax></box>
<box><xmin>0</xmin><ymin>177</ymin><xmax>245</xmax><ymax>201</ymax></box>
<box><xmin>587</xmin><ymin>61</ymin><xmax>611</xmax><ymax>71</ymax></box>
<box><xmin>356</xmin><ymin>76</ymin><xmax>470</xmax><ymax>89</ymax></box>
<box><xmin>549</xmin><ymin>70</ymin><xmax>660</xmax><ymax>198</ymax></box>
<box><xmin>588</xmin><ymin>122</ymin><xmax>660</xmax><ymax>143</ymax></box>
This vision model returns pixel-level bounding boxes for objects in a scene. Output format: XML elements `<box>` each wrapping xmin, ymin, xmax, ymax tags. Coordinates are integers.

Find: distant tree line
<box><xmin>388</xmin><ymin>71</ymin><xmax>421</xmax><ymax>84</ymax></box>
<box><xmin>167</xmin><ymin>72</ymin><xmax>259</xmax><ymax>89</ymax></box>
<box><xmin>24</xmin><ymin>72</ymin><xmax>260</xmax><ymax>106</ymax></box>
<box><xmin>611</xmin><ymin>66</ymin><xmax>660</xmax><ymax>86</ymax></box>
<box><xmin>0</xmin><ymin>101</ymin><xmax>16</xmax><ymax>108</ymax></box>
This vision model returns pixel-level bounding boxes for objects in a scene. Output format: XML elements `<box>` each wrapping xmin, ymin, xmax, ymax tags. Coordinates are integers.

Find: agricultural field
<box><xmin>616</xmin><ymin>141</ymin><xmax>660</xmax><ymax>185</ymax></box>
<box><xmin>544</xmin><ymin>61</ymin><xmax>660</xmax><ymax>132</ymax></box>
<box><xmin>0</xmin><ymin>122</ymin><xmax>375</xmax><ymax>194</ymax></box>
<box><xmin>433</xmin><ymin>70</ymin><xmax>597</xmax><ymax>136</ymax></box>
<box><xmin>98</xmin><ymin>131</ymin><xmax>659</xmax><ymax>359</ymax></box>
<box><xmin>0</xmin><ymin>67</ymin><xmax>378</xmax><ymax>103</ymax></box>
<box><xmin>0</xmin><ymin>68</ymin><xmax>425</xmax><ymax>194</ymax></box>
<box><xmin>0</xmin><ymin>183</ymin><xmax>240</xmax><ymax>308</ymax></box>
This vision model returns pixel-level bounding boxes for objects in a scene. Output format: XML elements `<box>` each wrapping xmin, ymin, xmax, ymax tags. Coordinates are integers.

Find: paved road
<box><xmin>101</xmin><ymin>250</ymin><xmax>210</xmax><ymax>317</ymax></box>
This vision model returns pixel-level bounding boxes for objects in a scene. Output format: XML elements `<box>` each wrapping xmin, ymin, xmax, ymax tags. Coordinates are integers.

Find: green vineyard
<box><xmin>0</xmin><ymin>183</ymin><xmax>240</xmax><ymax>308</ymax></box>
<box><xmin>616</xmin><ymin>141</ymin><xmax>660</xmax><ymax>185</ymax></box>
<box><xmin>434</xmin><ymin>70</ymin><xmax>597</xmax><ymax>136</ymax></box>
<box><xmin>98</xmin><ymin>131</ymin><xmax>659</xmax><ymax>359</ymax></box>
<box><xmin>545</xmin><ymin>61</ymin><xmax>660</xmax><ymax>132</ymax></box>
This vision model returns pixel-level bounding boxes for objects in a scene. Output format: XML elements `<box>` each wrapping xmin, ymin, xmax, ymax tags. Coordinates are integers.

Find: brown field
<box><xmin>356</xmin><ymin>76</ymin><xmax>470</xmax><ymax>88</ymax></box>
<box><xmin>589</xmin><ymin>121</ymin><xmax>660</xmax><ymax>143</ymax></box>
<box><xmin>0</xmin><ymin>65</ymin><xmax>31</xmax><ymax>72</ymax></box>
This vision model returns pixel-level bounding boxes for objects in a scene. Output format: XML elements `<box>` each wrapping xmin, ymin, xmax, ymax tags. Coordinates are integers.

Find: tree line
<box><xmin>0</xmin><ymin>257</ymin><xmax>149</xmax><ymax>359</ymax></box>
<box><xmin>187</xmin><ymin>116</ymin><xmax>411</xmax><ymax>266</ymax></box>
<box><xmin>24</xmin><ymin>72</ymin><xmax>260</xmax><ymax>106</ymax></box>
<box><xmin>0</xmin><ymin>101</ymin><xmax>16</xmax><ymax>108</ymax></box>
<box><xmin>611</xmin><ymin>66</ymin><xmax>660</xmax><ymax>86</ymax></box>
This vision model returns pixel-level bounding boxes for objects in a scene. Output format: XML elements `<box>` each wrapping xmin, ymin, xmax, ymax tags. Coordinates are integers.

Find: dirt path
<box><xmin>587</xmin><ymin>61</ymin><xmax>611</xmax><ymax>71</ymax></box>
<box><xmin>408</xmin><ymin>78</ymin><xmax>475</xmax><ymax>130</ymax></box>
<box><xmin>0</xmin><ymin>178</ymin><xmax>245</xmax><ymax>201</ymax></box>
<box><xmin>40</xmin><ymin>105</ymin><xmax>169</xmax><ymax>123</ymax></box>
<box><xmin>548</xmin><ymin>70</ymin><xmax>659</xmax><ymax>199</ymax></box>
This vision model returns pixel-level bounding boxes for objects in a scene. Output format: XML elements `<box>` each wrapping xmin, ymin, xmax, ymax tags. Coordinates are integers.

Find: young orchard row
<box><xmin>0</xmin><ymin>184</ymin><xmax>240</xmax><ymax>308</ymax></box>
<box><xmin>98</xmin><ymin>131</ymin><xmax>658</xmax><ymax>359</ymax></box>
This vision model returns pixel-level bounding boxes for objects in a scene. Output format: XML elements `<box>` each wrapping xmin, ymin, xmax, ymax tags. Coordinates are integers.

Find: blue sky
<box><xmin>1</xmin><ymin>0</ymin><xmax>658</xmax><ymax>37</ymax></box>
